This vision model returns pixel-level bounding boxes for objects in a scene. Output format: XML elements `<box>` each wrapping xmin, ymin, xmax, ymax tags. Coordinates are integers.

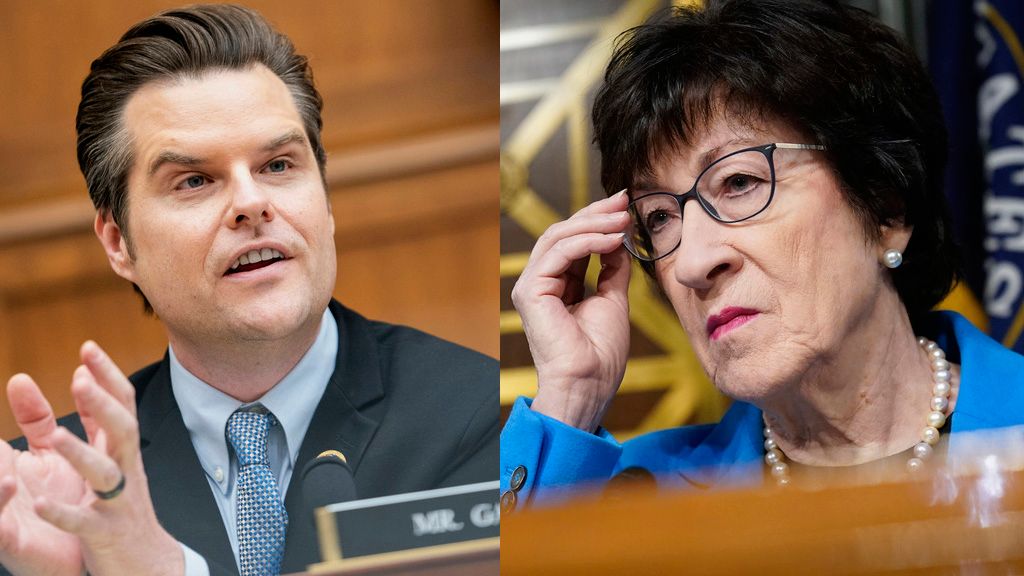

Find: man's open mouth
<box><xmin>226</xmin><ymin>248</ymin><xmax>286</xmax><ymax>275</ymax></box>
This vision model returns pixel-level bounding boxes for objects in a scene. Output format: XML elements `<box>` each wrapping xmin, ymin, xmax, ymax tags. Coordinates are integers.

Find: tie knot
<box><xmin>227</xmin><ymin>408</ymin><xmax>276</xmax><ymax>466</ymax></box>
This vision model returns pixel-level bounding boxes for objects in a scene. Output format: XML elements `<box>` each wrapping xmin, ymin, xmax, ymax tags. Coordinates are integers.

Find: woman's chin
<box><xmin>709</xmin><ymin>364</ymin><xmax>784</xmax><ymax>406</ymax></box>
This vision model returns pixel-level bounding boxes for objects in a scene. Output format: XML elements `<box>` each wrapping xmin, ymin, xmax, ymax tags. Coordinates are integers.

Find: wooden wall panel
<box><xmin>3</xmin><ymin>283</ymin><xmax>169</xmax><ymax>436</ymax></box>
<box><xmin>334</xmin><ymin>163</ymin><xmax>499</xmax><ymax>352</ymax></box>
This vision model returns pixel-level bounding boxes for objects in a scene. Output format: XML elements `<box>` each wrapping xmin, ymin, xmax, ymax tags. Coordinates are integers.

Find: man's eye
<box><xmin>266</xmin><ymin>160</ymin><xmax>289</xmax><ymax>173</ymax></box>
<box><xmin>180</xmin><ymin>175</ymin><xmax>206</xmax><ymax>189</ymax></box>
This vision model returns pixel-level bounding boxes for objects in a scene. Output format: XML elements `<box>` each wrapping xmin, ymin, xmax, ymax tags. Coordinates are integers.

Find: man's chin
<box><xmin>222</xmin><ymin>300</ymin><xmax>322</xmax><ymax>342</ymax></box>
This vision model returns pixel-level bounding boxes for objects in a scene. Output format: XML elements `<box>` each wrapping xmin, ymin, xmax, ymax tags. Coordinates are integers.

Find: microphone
<box><xmin>302</xmin><ymin>450</ymin><xmax>358</xmax><ymax>517</ymax></box>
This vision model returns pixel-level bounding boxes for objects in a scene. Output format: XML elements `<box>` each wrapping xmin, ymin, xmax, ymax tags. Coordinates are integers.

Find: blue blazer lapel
<box><xmin>675</xmin><ymin>401</ymin><xmax>765</xmax><ymax>489</ymax></box>
<box><xmin>929</xmin><ymin>312</ymin><xmax>1024</xmax><ymax>433</ymax></box>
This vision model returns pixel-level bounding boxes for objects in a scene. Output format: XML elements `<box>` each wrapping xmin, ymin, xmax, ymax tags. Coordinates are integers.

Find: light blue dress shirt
<box><xmin>171</xmin><ymin>309</ymin><xmax>337</xmax><ymax>575</ymax></box>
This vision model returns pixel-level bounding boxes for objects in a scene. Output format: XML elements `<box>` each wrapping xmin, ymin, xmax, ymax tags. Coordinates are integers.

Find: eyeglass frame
<box><xmin>623</xmin><ymin>142</ymin><xmax>827</xmax><ymax>262</ymax></box>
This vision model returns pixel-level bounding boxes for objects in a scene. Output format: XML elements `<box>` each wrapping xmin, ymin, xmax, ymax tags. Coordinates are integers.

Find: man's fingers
<box><xmin>7</xmin><ymin>374</ymin><xmax>57</xmax><ymax>451</ymax></box>
<box><xmin>0</xmin><ymin>476</ymin><xmax>16</xmax><ymax>515</ymax></box>
<box><xmin>72</xmin><ymin>366</ymin><xmax>102</xmax><ymax>446</ymax></box>
<box><xmin>0</xmin><ymin>476</ymin><xmax>16</xmax><ymax>551</ymax></box>
<box><xmin>70</xmin><ymin>376</ymin><xmax>138</xmax><ymax>466</ymax></box>
<box><xmin>50</xmin><ymin>427</ymin><xmax>122</xmax><ymax>499</ymax></box>
<box><xmin>80</xmin><ymin>341</ymin><xmax>136</xmax><ymax>418</ymax></box>
<box><xmin>34</xmin><ymin>496</ymin><xmax>88</xmax><ymax>535</ymax></box>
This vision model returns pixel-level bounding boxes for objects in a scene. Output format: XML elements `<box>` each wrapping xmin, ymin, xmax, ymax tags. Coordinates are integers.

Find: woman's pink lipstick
<box><xmin>706</xmin><ymin>307</ymin><xmax>759</xmax><ymax>341</ymax></box>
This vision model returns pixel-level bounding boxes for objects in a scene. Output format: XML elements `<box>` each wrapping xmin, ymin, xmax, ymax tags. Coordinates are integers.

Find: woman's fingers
<box><xmin>565</xmin><ymin>189</ymin><xmax>628</xmax><ymax>219</ymax></box>
<box><xmin>565</xmin><ymin>189</ymin><xmax>628</xmax><ymax>222</ymax></box>
<box><xmin>530</xmin><ymin>208</ymin><xmax>630</xmax><ymax>259</ymax></box>
<box><xmin>596</xmin><ymin>246</ymin><xmax>632</xmax><ymax>306</ymax></box>
<box><xmin>514</xmin><ymin>194</ymin><xmax>632</xmax><ymax>308</ymax></box>
<box><xmin>527</xmin><ymin>232</ymin><xmax>626</xmax><ymax>289</ymax></box>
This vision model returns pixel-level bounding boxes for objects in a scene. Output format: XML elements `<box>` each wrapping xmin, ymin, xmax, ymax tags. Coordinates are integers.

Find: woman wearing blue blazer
<box><xmin>500</xmin><ymin>0</ymin><xmax>1024</xmax><ymax>509</ymax></box>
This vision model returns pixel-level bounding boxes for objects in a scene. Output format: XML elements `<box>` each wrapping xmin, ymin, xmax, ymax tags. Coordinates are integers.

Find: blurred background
<box><xmin>0</xmin><ymin>0</ymin><xmax>498</xmax><ymax>439</ymax></box>
<box><xmin>500</xmin><ymin>0</ymin><xmax>1021</xmax><ymax>438</ymax></box>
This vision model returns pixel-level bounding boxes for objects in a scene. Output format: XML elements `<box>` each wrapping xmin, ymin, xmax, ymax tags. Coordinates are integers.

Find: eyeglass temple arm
<box><xmin>774</xmin><ymin>142</ymin><xmax>827</xmax><ymax>151</ymax></box>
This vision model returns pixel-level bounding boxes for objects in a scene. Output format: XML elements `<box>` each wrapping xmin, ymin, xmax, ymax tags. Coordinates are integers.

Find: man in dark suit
<box><xmin>0</xmin><ymin>5</ymin><xmax>496</xmax><ymax>576</ymax></box>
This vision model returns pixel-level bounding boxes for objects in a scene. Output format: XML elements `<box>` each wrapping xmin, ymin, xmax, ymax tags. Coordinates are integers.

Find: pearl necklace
<box><xmin>762</xmin><ymin>337</ymin><xmax>954</xmax><ymax>486</ymax></box>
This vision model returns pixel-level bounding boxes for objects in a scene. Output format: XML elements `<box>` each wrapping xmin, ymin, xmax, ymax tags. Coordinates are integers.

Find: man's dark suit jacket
<box><xmin>6</xmin><ymin>300</ymin><xmax>498</xmax><ymax>575</ymax></box>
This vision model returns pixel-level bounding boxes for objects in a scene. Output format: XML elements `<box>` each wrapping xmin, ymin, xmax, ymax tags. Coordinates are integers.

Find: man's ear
<box><xmin>94</xmin><ymin>211</ymin><xmax>137</xmax><ymax>282</ymax></box>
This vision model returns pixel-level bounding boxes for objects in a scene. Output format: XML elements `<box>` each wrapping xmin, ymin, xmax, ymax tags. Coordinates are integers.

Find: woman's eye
<box><xmin>645</xmin><ymin>210</ymin><xmax>672</xmax><ymax>231</ymax></box>
<box><xmin>266</xmin><ymin>159</ymin><xmax>288</xmax><ymax>173</ymax></box>
<box><xmin>727</xmin><ymin>174</ymin><xmax>755</xmax><ymax>192</ymax></box>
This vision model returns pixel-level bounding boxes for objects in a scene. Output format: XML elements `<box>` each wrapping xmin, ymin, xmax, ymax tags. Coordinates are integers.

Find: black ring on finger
<box><xmin>94</xmin><ymin>472</ymin><xmax>126</xmax><ymax>500</ymax></box>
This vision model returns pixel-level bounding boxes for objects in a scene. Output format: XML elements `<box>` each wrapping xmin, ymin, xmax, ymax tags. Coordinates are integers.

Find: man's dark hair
<box><xmin>76</xmin><ymin>4</ymin><xmax>327</xmax><ymax>310</ymax></box>
<box><xmin>592</xmin><ymin>0</ymin><xmax>959</xmax><ymax>327</ymax></box>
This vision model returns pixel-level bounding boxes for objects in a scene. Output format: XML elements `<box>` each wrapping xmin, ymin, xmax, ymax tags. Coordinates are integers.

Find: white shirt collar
<box><xmin>169</xmin><ymin>308</ymin><xmax>338</xmax><ymax>491</ymax></box>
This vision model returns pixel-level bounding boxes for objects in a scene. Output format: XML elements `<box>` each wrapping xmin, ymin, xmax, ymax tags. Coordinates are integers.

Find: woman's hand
<box><xmin>511</xmin><ymin>191</ymin><xmax>633</xmax><ymax>433</ymax></box>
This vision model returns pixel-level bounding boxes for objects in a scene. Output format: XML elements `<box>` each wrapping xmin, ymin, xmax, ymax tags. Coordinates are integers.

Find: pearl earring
<box><xmin>883</xmin><ymin>248</ymin><xmax>903</xmax><ymax>269</ymax></box>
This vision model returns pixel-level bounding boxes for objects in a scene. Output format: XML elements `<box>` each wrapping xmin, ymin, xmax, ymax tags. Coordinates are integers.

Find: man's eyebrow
<box><xmin>146</xmin><ymin>131</ymin><xmax>308</xmax><ymax>177</ymax></box>
<box><xmin>264</xmin><ymin>130</ymin><xmax>308</xmax><ymax>152</ymax></box>
<box><xmin>148</xmin><ymin>151</ymin><xmax>203</xmax><ymax>177</ymax></box>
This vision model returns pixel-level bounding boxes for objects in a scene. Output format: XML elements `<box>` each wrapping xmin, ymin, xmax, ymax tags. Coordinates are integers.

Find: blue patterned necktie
<box><xmin>227</xmin><ymin>408</ymin><xmax>288</xmax><ymax>576</ymax></box>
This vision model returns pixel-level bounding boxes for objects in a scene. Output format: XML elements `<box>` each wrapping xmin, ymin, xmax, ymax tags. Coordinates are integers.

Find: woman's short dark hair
<box><xmin>77</xmin><ymin>3</ymin><xmax>327</xmax><ymax>235</ymax></box>
<box><xmin>592</xmin><ymin>0</ymin><xmax>959</xmax><ymax>326</ymax></box>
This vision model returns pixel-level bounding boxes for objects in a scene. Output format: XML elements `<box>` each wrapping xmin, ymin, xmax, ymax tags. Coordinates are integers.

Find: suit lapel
<box><xmin>280</xmin><ymin>301</ymin><xmax>384</xmax><ymax>572</ymax></box>
<box><xmin>137</xmin><ymin>359</ymin><xmax>238</xmax><ymax>575</ymax></box>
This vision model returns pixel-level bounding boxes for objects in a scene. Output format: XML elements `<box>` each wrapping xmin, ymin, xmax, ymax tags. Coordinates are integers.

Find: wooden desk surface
<box><xmin>502</xmin><ymin>466</ymin><xmax>1024</xmax><ymax>575</ymax></box>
